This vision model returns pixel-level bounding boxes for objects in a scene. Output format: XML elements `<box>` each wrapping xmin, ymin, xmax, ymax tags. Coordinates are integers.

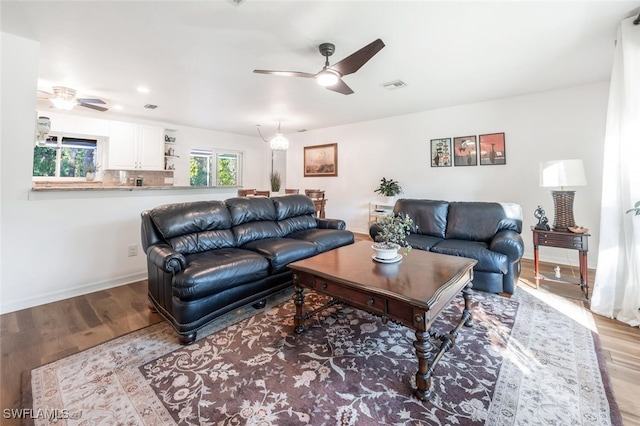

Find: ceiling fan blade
<box><xmin>77</xmin><ymin>98</ymin><xmax>106</xmax><ymax>104</ymax></box>
<box><xmin>253</xmin><ymin>70</ymin><xmax>315</xmax><ymax>78</ymax></box>
<box><xmin>326</xmin><ymin>79</ymin><xmax>354</xmax><ymax>95</ymax></box>
<box><xmin>79</xmin><ymin>102</ymin><xmax>108</xmax><ymax>112</ymax></box>
<box><xmin>331</xmin><ymin>38</ymin><xmax>385</xmax><ymax>77</ymax></box>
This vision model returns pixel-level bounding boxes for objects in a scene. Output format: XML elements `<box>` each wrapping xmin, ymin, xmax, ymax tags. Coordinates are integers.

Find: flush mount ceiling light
<box><xmin>51</xmin><ymin>86</ymin><xmax>77</xmax><ymax>110</ymax></box>
<box><xmin>257</xmin><ymin>122</ymin><xmax>289</xmax><ymax>150</ymax></box>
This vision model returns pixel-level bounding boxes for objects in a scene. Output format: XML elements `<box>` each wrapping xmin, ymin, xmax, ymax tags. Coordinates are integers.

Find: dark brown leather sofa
<box><xmin>370</xmin><ymin>199</ymin><xmax>524</xmax><ymax>295</ymax></box>
<box><xmin>141</xmin><ymin>194</ymin><xmax>354</xmax><ymax>344</ymax></box>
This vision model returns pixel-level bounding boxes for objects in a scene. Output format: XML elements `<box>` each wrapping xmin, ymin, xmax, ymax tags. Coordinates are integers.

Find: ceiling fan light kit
<box><xmin>316</xmin><ymin>69</ymin><xmax>340</xmax><ymax>87</ymax></box>
<box><xmin>253</xmin><ymin>38</ymin><xmax>385</xmax><ymax>95</ymax></box>
<box><xmin>43</xmin><ymin>86</ymin><xmax>109</xmax><ymax>112</ymax></box>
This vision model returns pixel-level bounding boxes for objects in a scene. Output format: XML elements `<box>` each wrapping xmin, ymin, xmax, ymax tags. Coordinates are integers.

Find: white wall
<box><xmin>0</xmin><ymin>33</ymin><xmax>270</xmax><ymax>314</ymax></box>
<box><xmin>285</xmin><ymin>82</ymin><xmax>609</xmax><ymax>269</ymax></box>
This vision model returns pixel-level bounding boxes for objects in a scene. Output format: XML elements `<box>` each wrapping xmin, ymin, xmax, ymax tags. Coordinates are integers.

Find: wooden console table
<box><xmin>531</xmin><ymin>227</ymin><xmax>590</xmax><ymax>299</ymax></box>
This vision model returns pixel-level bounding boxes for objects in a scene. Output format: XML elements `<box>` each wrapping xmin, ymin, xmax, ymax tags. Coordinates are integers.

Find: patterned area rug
<box><xmin>26</xmin><ymin>286</ymin><xmax>621</xmax><ymax>425</ymax></box>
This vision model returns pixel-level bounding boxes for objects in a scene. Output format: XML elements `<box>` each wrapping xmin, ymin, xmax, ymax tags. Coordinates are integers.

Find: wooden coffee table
<box><xmin>288</xmin><ymin>240</ymin><xmax>477</xmax><ymax>402</ymax></box>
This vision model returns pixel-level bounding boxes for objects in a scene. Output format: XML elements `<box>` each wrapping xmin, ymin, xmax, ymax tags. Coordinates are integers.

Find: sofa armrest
<box><xmin>489</xmin><ymin>230</ymin><xmax>524</xmax><ymax>261</ymax></box>
<box><xmin>316</xmin><ymin>218</ymin><xmax>346</xmax><ymax>230</ymax></box>
<box><xmin>147</xmin><ymin>243</ymin><xmax>187</xmax><ymax>274</ymax></box>
<box><xmin>369</xmin><ymin>223</ymin><xmax>382</xmax><ymax>241</ymax></box>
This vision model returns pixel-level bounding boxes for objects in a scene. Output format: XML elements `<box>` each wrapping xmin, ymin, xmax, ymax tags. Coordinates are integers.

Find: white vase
<box><xmin>372</xmin><ymin>243</ymin><xmax>400</xmax><ymax>260</ymax></box>
<box><xmin>385</xmin><ymin>196</ymin><xmax>396</xmax><ymax>206</ymax></box>
<box><xmin>86</xmin><ymin>172</ymin><xmax>95</xmax><ymax>182</ymax></box>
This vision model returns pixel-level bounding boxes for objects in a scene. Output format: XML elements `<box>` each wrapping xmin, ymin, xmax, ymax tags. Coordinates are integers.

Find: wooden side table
<box><xmin>532</xmin><ymin>227</ymin><xmax>590</xmax><ymax>299</ymax></box>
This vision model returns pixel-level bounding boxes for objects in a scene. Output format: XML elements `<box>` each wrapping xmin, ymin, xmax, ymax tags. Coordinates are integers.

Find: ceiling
<box><xmin>2</xmin><ymin>1</ymin><xmax>638</xmax><ymax>137</ymax></box>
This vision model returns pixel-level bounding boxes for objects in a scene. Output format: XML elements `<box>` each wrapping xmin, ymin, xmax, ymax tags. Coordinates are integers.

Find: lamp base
<box><xmin>551</xmin><ymin>190</ymin><xmax>577</xmax><ymax>232</ymax></box>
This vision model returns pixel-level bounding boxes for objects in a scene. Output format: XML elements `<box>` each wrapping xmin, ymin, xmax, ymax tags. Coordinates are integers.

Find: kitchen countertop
<box><xmin>31</xmin><ymin>184</ymin><xmax>239</xmax><ymax>192</ymax></box>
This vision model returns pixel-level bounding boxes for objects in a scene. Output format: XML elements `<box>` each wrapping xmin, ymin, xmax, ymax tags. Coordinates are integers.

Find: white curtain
<box><xmin>591</xmin><ymin>16</ymin><xmax>640</xmax><ymax>327</ymax></box>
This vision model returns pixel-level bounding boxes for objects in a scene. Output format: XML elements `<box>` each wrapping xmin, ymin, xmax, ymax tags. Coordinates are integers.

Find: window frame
<box><xmin>189</xmin><ymin>148</ymin><xmax>244</xmax><ymax>187</ymax></box>
<box><xmin>32</xmin><ymin>132</ymin><xmax>104</xmax><ymax>182</ymax></box>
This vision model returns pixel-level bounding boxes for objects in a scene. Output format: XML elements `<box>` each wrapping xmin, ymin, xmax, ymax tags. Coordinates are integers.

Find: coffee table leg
<box><xmin>293</xmin><ymin>284</ymin><xmax>305</xmax><ymax>334</ymax></box>
<box><xmin>462</xmin><ymin>282</ymin><xmax>473</xmax><ymax>327</ymax></box>
<box><xmin>413</xmin><ymin>329</ymin><xmax>433</xmax><ymax>402</ymax></box>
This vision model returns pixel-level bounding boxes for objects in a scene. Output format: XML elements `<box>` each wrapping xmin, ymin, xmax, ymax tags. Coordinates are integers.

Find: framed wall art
<box><xmin>479</xmin><ymin>132</ymin><xmax>506</xmax><ymax>165</ymax></box>
<box><xmin>303</xmin><ymin>143</ymin><xmax>338</xmax><ymax>177</ymax></box>
<box><xmin>430</xmin><ymin>138</ymin><xmax>452</xmax><ymax>167</ymax></box>
<box><xmin>453</xmin><ymin>135</ymin><xmax>477</xmax><ymax>166</ymax></box>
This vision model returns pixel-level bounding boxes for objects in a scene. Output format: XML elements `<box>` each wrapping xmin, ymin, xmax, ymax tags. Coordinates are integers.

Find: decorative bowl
<box><xmin>568</xmin><ymin>226</ymin><xmax>589</xmax><ymax>234</ymax></box>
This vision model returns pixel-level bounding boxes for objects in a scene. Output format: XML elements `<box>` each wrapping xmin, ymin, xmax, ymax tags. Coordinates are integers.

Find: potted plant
<box><xmin>372</xmin><ymin>213</ymin><xmax>413</xmax><ymax>262</ymax></box>
<box><xmin>85</xmin><ymin>163</ymin><xmax>100</xmax><ymax>182</ymax></box>
<box><xmin>374</xmin><ymin>177</ymin><xmax>403</xmax><ymax>204</ymax></box>
<box><xmin>270</xmin><ymin>171</ymin><xmax>281</xmax><ymax>193</ymax></box>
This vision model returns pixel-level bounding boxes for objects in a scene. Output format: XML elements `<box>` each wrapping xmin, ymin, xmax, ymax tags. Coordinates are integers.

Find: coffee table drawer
<box><xmin>314</xmin><ymin>278</ymin><xmax>387</xmax><ymax>315</ymax></box>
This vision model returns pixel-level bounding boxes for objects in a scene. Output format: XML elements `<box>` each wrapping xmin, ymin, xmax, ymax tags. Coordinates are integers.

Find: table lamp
<box><xmin>540</xmin><ymin>159</ymin><xmax>587</xmax><ymax>231</ymax></box>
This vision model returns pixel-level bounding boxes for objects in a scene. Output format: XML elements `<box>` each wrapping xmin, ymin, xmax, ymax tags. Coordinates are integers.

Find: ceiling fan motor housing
<box><xmin>319</xmin><ymin>43</ymin><xmax>335</xmax><ymax>57</ymax></box>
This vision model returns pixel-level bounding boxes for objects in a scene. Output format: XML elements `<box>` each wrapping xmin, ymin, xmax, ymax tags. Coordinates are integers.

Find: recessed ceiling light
<box><xmin>137</xmin><ymin>87</ymin><xmax>149</xmax><ymax>93</ymax></box>
<box><xmin>113</xmin><ymin>105</ymin><xmax>123</xmax><ymax>110</ymax></box>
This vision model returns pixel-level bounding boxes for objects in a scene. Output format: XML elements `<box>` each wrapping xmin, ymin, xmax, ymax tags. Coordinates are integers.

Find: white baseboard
<box><xmin>0</xmin><ymin>271</ymin><xmax>148</xmax><ymax>315</ymax></box>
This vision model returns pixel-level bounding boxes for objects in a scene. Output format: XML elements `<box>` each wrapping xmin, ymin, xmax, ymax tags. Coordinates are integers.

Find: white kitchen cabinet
<box><xmin>107</xmin><ymin>122</ymin><xmax>164</xmax><ymax>170</ymax></box>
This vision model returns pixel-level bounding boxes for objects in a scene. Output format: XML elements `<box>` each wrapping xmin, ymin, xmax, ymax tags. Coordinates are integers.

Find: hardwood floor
<box><xmin>1</xmin><ymin>255</ymin><xmax>639</xmax><ymax>425</ymax></box>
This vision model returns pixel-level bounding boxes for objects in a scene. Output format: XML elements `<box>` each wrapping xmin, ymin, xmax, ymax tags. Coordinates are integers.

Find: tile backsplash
<box><xmin>101</xmin><ymin>170</ymin><xmax>174</xmax><ymax>186</ymax></box>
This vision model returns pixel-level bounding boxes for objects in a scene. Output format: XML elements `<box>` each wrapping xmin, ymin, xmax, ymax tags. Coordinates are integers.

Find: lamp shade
<box><xmin>540</xmin><ymin>159</ymin><xmax>587</xmax><ymax>189</ymax></box>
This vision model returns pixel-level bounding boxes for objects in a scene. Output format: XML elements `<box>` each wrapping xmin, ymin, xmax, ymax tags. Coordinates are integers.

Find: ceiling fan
<box><xmin>253</xmin><ymin>38</ymin><xmax>385</xmax><ymax>95</ymax></box>
<box><xmin>39</xmin><ymin>86</ymin><xmax>108</xmax><ymax>112</ymax></box>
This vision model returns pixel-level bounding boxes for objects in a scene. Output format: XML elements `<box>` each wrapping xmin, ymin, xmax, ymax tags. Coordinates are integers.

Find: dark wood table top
<box><xmin>289</xmin><ymin>240</ymin><xmax>477</xmax><ymax>310</ymax></box>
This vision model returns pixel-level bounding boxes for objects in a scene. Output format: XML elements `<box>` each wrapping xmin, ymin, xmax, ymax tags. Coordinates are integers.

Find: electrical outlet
<box><xmin>128</xmin><ymin>245</ymin><xmax>138</xmax><ymax>257</ymax></box>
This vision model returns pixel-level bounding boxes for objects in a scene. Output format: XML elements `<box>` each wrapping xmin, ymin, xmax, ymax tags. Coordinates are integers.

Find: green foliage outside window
<box><xmin>217</xmin><ymin>157</ymin><xmax>237</xmax><ymax>186</ymax></box>
<box><xmin>190</xmin><ymin>156</ymin><xmax>209</xmax><ymax>186</ymax></box>
<box><xmin>33</xmin><ymin>146</ymin><xmax>57</xmax><ymax>176</ymax></box>
<box><xmin>190</xmin><ymin>151</ymin><xmax>240</xmax><ymax>187</ymax></box>
<box><xmin>32</xmin><ymin>137</ymin><xmax>97</xmax><ymax>178</ymax></box>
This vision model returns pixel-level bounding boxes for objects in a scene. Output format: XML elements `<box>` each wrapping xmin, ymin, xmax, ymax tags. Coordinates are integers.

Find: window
<box><xmin>190</xmin><ymin>149</ymin><xmax>243</xmax><ymax>187</ymax></box>
<box><xmin>33</xmin><ymin>136</ymin><xmax>98</xmax><ymax>178</ymax></box>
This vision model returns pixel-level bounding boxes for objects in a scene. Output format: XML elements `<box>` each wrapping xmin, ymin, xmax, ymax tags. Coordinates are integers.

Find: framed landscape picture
<box><xmin>304</xmin><ymin>143</ymin><xmax>338</xmax><ymax>177</ymax></box>
<box><xmin>430</xmin><ymin>138</ymin><xmax>452</xmax><ymax>167</ymax></box>
<box><xmin>479</xmin><ymin>132</ymin><xmax>506</xmax><ymax>165</ymax></box>
<box><xmin>453</xmin><ymin>135</ymin><xmax>477</xmax><ymax>166</ymax></box>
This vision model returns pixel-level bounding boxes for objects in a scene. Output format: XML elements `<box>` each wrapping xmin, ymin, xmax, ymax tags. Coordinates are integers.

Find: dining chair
<box><xmin>285</xmin><ymin>188</ymin><xmax>300</xmax><ymax>194</ymax></box>
<box><xmin>238</xmin><ymin>189</ymin><xmax>256</xmax><ymax>196</ymax></box>
<box><xmin>255</xmin><ymin>190</ymin><xmax>271</xmax><ymax>197</ymax></box>
<box><xmin>305</xmin><ymin>190</ymin><xmax>326</xmax><ymax>218</ymax></box>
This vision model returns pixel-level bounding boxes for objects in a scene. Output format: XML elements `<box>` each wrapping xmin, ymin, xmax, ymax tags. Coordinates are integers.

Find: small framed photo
<box><xmin>304</xmin><ymin>143</ymin><xmax>338</xmax><ymax>177</ymax></box>
<box><xmin>479</xmin><ymin>133</ymin><xmax>506</xmax><ymax>165</ymax></box>
<box><xmin>430</xmin><ymin>138</ymin><xmax>452</xmax><ymax>167</ymax></box>
<box><xmin>453</xmin><ymin>136</ymin><xmax>477</xmax><ymax>166</ymax></box>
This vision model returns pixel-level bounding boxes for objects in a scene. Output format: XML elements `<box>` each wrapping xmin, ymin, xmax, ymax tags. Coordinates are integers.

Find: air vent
<box><xmin>382</xmin><ymin>80</ymin><xmax>408</xmax><ymax>90</ymax></box>
<box><xmin>144</xmin><ymin>104</ymin><xmax>158</xmax><ymax>109</ymax></box>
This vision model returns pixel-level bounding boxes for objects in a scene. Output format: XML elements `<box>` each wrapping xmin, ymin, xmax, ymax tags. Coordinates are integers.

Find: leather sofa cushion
<box><xmin>445</xmin><ymin>202</ymin><xmax>523</xmax><ymax>242</ymax></box>
<box><xmin>241</xmin><ymin>238</ymin><xmax>318</xmax><ymax>273</ymax></box>
<box><xmin>174</xmin><ymin>248</ymin><xmax>269</xmax><ymax>301</ymax></box>
<box><xmin>406</xmin><ymin>234</ymin><xmax>443</xmax><ymax>251</ymax></box>
<box><xmin>226</xmin><ymin>197</ymin><xmax>277</xmax><ymax>226</ymax></box>
<box><xmin>287</xmin><ymin>229</ymin><xmax>355</xmax><ymax>252</ymax></box>
<box><xmin>394</xmin><ymin>199</ymin><xmax>449</xmax><ymax>238</ymax></box>
<box><xmin>148</xmin><ymin>200</ymin><xmax>235</xmax><ymax>255</ymax></box>
<box><xmin>431</xmin><ymin>239</ymin><xmax>508</xmax><ymax>273</ymax></box>
<box><xmin>273</xmin><ymin>194</ymin><xmax>316</xmax><ymax>220</ymax></box>
<box><xmin>232</xmin><ymin>221</ymin><xmax>283</xmax><ymax>246</ymax></box>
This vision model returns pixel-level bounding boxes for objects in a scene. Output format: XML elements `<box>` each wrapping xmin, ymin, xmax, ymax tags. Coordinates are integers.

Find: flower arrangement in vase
<box><xmin>372</xmin><ymin>213</ymin><xmax>413</xmax><ymax>262</ymax></box>
<box><xmin>270</xmin><ymin>171</ymin><xmax>281</xmax><ymax>194</ymax></box>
